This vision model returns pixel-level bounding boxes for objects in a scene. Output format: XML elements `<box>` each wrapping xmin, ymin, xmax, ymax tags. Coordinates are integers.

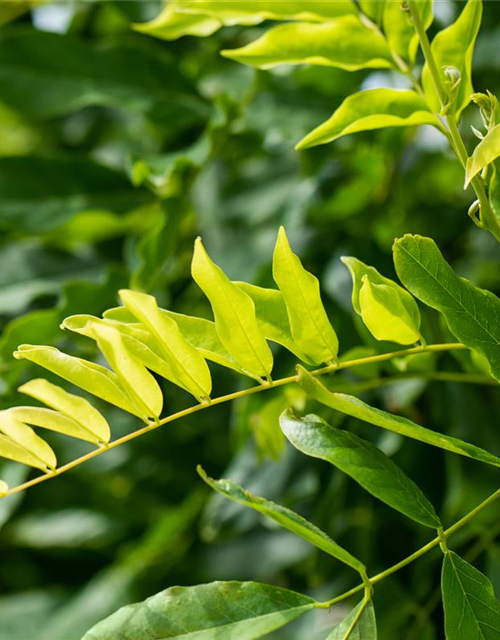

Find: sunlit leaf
<box><xmin>383</xmin><ymin>0</ymin><xmax>432</xmax><ymax>64</ymax></box>
<box><xmin>393</xmin><ymin>234</ymin><xmax>500</xmax><ymax>383</ymax></box>
<box><xmin>280</xmin><ymin>409</ymin><xmax>441</xmax><ymax>528</ymax></box>
<box><xmin>297</xmin><ymin>89</ymin><xmax>438</xmax><ymax>150</ymax></box>
<box><xmin>18</xmin><ymin>378</ymin><xmax>110</xmax><ymax>445</ymax></box>
<box><xmin>326</xmin><ymin>599</ymin><xmax>377</xmax><ymax>639</ymax></box>
<box><xmin>0</xmin><ymin>479</ymin><xmax>8</xmax><ymax>495</ymax></box>
<box><xmin>273</xmin><ymin>227</ymin><xmax>338</xmax><ymax>364</ymax></box>
<box><xmin>0</xmin><ymin>411</ymin><xmax>56</xmax><ymax>471</ymax></box>
<box><xmin>82</xmin><ymin>581</ymin><xmax>315</xmax><ymax>640</ymax></box>
<box><xmin>133</xmin><ymin>1</ymin><xmax>220</xmax><ymax>40</ymax></box>
<box><xmin>465</xmin><ymin>123</ymin><xmax>500</xmax><ymax>186</ymax></box>
<box><xmin>198</xmin><ymin>466</ymin><xmax>364</xmax><ymax>572</ymax></box>
<box><xmin>192</xmin><ymin>238</ymin><xmax>273</xmax><ymax>380</ymax></box>
<box><xmin>359</xmin><ymin>0</ymin><xmax>385</xmax><ymax>24</ymax></box>
<box><xmin>221</xmin><ymin>17</ymin><xmax>394</xmax><ymax>71</ymax></box>
<box><xmin>442</xmin><ymin>551</ymin><xmax>500</xmax><ymax>639</ymax></box>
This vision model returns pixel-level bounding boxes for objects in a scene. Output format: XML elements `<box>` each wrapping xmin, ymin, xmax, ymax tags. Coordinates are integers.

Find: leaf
<box><xmin>325</xmin><ymin>599</ymin><xmax>377</xmax><ymax>639</ymax></box>
<box><xmin>18</xmin><ymin>378</ymin><xmax>110</xmax><ymax>445</ymax></box>
<box><xmin>0</xmin><ymin>411</ymin><xmax>56</xmax><ymax>471</ymax></box>
<box><xmin>0</xmin><ymin>29</ymin><xmax>208</xmax><ymax>125</ymax></box>
<box><xmin>280</xmin><ymin>410</ymin><xmax>441</xmax><ymax>529</ymax></box>
<box><xmin>422</xmin><ymin>0</ymin><xmax>482</xmax><ymax>118</ymax></box>
<box><xmin>442</xmin><ymin>551</ymin><xmax>500</xmax><ymax>639</ymax></box>
<box><xmin>221</xmin><ymin>17</ymin><xmax>394</xmax><ymax>71</ymax></box>
<box><xmin>89</xmin><ymin>323</ymin><xmax>163</xmax><ymax>421</ymax></box>
<box><xmin>13</xmin><ymin>345</ymin><xmax>142</xmax><ymax>418</ymax></box>
<box><xmin>465</xmin><ymin>123</ymin><xmax>500</xmax><ymax>186</ymax></box>
<box><xmin>273</xmin><ymin>227</ymin><xmax>338</xmax><ymax>364</ymax></box>
<box><xmin>191</xmin><ymin>238</ymin><xmax>273</xmax><ymax>380</ymax></box>
<box><xmin>119</xmin><ymin>289</ymin><xmax>212</xmax><ymax>402</ymax></box>
<box><xmin>0</xmin><ymin>156</ymin><xmax>152</xmax><ymax>234</ymax></box>
<box><xmin>236</xmin><ymin>282</ymin><xmax>316</xmax><ymax>364</ymax></box>
<box><xmin>179</xmin><ymin>1</ymin><xmax>357</xmax><ymax>25</ymax></box>
<box><xmin>359</xmin><ymin>1</ymin><xmax>385</xmax><ymax>24</ymax></box>
<box><xmin>296</xmin><ymin>89</ymin><xmax>438</xmax><ymax>149</ymax></box>
<box><xmin>341</xmin><ymin>256</ymin><xmax>421</xmax><ymax>345</ymax></box>
<box><xmin>383</xmin><ymin>0</ymin><xmax>432</xmax><ymax>64</ymax></box>
<box><xmin>0</xmin><ymin>433</ymin><xmax>49</xmax><ymax>472</ymax></box>
<box><xmin>81</xmin><ymin>581</ymin><xmax>315</xmax><ymax>640</ymax></box>
<box><xmin>198</xmin><ymin>466</ymin><xmax>364</xmax><ymax>573</ymax></box>
<box><xmin>297</xmin><ymin>367</ymin><xmax>500</xmax><ymax>468</ymax></box>
<box><xmin>393</xmin><ymin>234</ymin><xmax>500</xmax><ymax>383</ymax></box>
<box><xmin>0</xmin><ymin>479</ymin><xmax>7</xmax><ymax>496</ymax></box>
<box><xmin>133</xmin><ymin>1</ymin><xmax>221</xmax><ymax>40</ymax></box>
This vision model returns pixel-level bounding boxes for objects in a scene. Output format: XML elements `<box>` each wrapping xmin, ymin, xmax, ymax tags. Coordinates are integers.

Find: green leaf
<box><xmin>297</xmin><ymin>367</ymin><xmax>500</xmax><ymax>468</ymax></box>
<box><xmin>236</xmin><ymin>282</ymin><xmax>316</xmax><ymax>364</ymax></box>
<box><xmin>273</xmin><ymin>227</ymin><xmax>338</xmax><ymax>364</ymax></box>
<box><xmin>133</xmin><ymin>1</ymin><xmax>220</xmax><ymax>40</ymax></box>
<box><xmin>13</xmin><ymin>345</ymin><xmax>142</xmax><ymax>418</ymax></box>
<box><xmin>341</xmin><ymin>256</ymin><xmax>421</xmax><ymax>345</ymax></box>
<box><xmin>221</xmin><ymin>17</ymin><xmax>394</xmax><ymax>71</ymax></box>
<box><xmin>393</xmin><ymin>234</ymin><xmax>500</xmax><ymax>383</ymax></box>
<box><xmin>280</xmin><ymin>410</ymin><xmax>441</xmax><ymax>529</ymax></box>
<box><xmin>465</xmin><ymin>123</ymin><xmax>500</xmax><ymax>187</ymax></box>
<box><xmin>442</xmin><ymin>551</ymin><xmax>500</xmax><ymax>639</ymax></box>
<box><xmin>179</xmin><ymin>0</ymin><xmax>357</xmax><ymax>25</ymax></box>
<box><xmin>18</xmin><ymin>378</ymin><xmax>110</xmax><ymax>445</ymax></box>
<box><xmin>326</xmin><ymin>599</ymin><xmax>377</xmax><ymax>639</ymax></box>
<box><xmin>422</xmin><ymin>0</ymin><xmax>482</xmax><ymax>118</ymax></box>
<box><xmin>0</xmin><ymin>479</ymin><xmax>8</xmax><ymax>495</ymax></box>
<box><xmin>359</xmin><ymin>1</ymin><xmax>385</xmax><ymax>24</ymax></box>
<box><xmin>297</xmin><ymin>89</ymin><xmax>438</xmax><ymax>149</ymax></box>
<box><xmin>119</xmin><ymin>289</ymin><xmax>212</xmax><ymax>402</ymax></box>
<box><xmin>198</xmin><ymin>466</ymin><xmax>365</xmax><ymax>573</ymax></box>
<box><xmin>0</xmin><ymin>29</ymin><xmax>208</xmax><ymax>125</ymax></box>
<box><xmin>383</xmin><ymin>0</ymin><xmax>432</xmax><ymax>64</ymax></box>
<box><xmin>0</xmin><ymin>411</ymin><xmax>56</xmax><ymax>471</ymax></box>
<box><xmin>191</xmin><ymin>238</ymin><xmax>273</xmax><ymax>380</ymax></box>
<box><xmin>0</xmin><ymin>432</ymin><xmax>49</xmax><ymax>472</ymax></box>
<box><xmin>81</xmin><ymin>581</ymin><xmax>315</xmax><ymax>640</ymax></box>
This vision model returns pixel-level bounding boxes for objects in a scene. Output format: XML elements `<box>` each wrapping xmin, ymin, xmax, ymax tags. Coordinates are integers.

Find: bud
<box><xmin>471</xmin><ymin>91</ymin><xmax>499</xmax><ymax>132</ymax></box>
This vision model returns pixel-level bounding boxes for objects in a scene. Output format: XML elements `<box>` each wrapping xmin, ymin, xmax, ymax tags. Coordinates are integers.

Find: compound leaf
<box><xmin>0</xmin><ymin>411</ymin><xmax>56</xmax><ymax>471</ymax></box>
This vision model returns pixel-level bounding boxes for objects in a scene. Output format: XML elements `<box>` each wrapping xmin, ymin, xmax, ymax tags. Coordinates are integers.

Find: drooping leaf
<box><xmin>179</xmin><ymin>0</ymin><xmax>357</xmax><ymax>24</ymax></box>
<box><xmin>13</xmin><ymin>346</ymin><xmax>142</xmax><ymax>418</ymax></box>
<box><xmin>0</xmin><ymin>433</ymin><xmax>48</xmax><ymax>472</ymax></box>
<box><xmin>325</xmin><ymin>599</ymin><xmax>377</xmax><ymax>639</ymax></box>
<box><xmin>442</xmin><ymin>551</ymin><xmax>500</xmax><ymax>639</ymax></box>
<box><xmin>81</xmin><ymin>581</ymin><xmax>315</xmax><ymax>640</ymax></box>
<box><xmin>0</xmin><ymin>411</ymin><xmax>56</xmax><ymax>471</ymax></box>
<box><xmin>221</xmin><ymin>17</ymin><xmax>394</xmax><ymax>71</ymax></box>
<box><xmin>297</xmin><ymin>89</ymin><xmax>438</xmax><ymax>149</ymax></box>
<box><xmin>18</xmin><ymin>378</ymin><xmax>110</xmax><ymax>445</ymax></box>
<box><xmin>297</xmin><ymin>367</ymin><xmax>500</xmax><ymax>468</ymax></box>
<box><xmin>119</xmin><ymin>289</ymin><xmax>212</xmax><ymax>402</ymax></box>
<box><xmin>191</xmin><ymin>238</ymin><xmax>273</xmax><ymax>380</ymax></box>
<box><xmin>383</xmin><ymin>0</ymin><xmax>432</xmax><ymax>64</ymax></box>
<box><xmin>342</xmin><ymin>256</ymin><xmax>421</xmax><ymax>345</ymax></box>
<box><xmin>465</xmin><ymin>123</ymin><xmax>500</xmax><ymax>186</ymax></box>
<box><xmin>393</xmin><ymin>234</ymin><xmax>500</xmax><ymax>383</ymax></box>
<box><xmin>273</xmin><ymin>227</ymin><xmax>338</xmax><ymax>364</ymax></box>
<box><xmin>198</xmin><ymin>466</ymin><xmax>364</xmax><ymax>573</ymax></box>
<box><xmin>280</xmin><ymin>410</ymin><xmax>441</xmax><ymax>529</ymax></box>
<box><xmin>422</xmin><ymin>0</ymin><xmax>482</xmax><ymax>118</ymax></box>
<box><xmin>133</xmin><ymin>1</ymin><xmax>220</xmax><ymax>40</ymax></box>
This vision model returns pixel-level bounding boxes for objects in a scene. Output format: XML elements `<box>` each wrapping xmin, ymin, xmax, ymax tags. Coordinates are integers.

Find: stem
<box><xmin>0</xmin><ymin>343</ymin><xmax>466</xmax><ymax>499</ymax></box>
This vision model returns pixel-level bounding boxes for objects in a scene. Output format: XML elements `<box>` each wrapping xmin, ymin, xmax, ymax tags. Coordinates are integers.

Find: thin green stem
<box><xmin>0</xmin><ymin>343</ymin><xmax>466</xmax><ymax>499</ymax></box>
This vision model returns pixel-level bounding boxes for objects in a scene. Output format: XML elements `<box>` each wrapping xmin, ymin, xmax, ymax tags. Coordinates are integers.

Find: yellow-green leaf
<box><xmin>9</xmin><ymin>407</ymin><xmax>100</xmax><ymax>446</ymax></box>
<box><xmin>133</xmin><ymin>1</ymin><xmax>220</xmax><ymax>41</ymax></box>
<box><xmin>297</xmin><ymin>89</ymin><xmax>438</xmax><ymax>150</ymax></box>
<box><xmin>465</xmin><ymin>123</ymin><xmax>500</xmax><ymax>187</ymax></box>
<box><xmin>191</xmin><ymin>238</ymin><xmax>273</xmax><ymax>380</ymax></box>
<box><xmin>0</xmin><ymin>479</ymin><xmax>8</xmax><ymax>495</ymax></box>
<box><xmin>383</xmin><ymin>0</ymin><xmax>433</xmax><ymax>64</ymax></box>
<box><xmin>0</xmin><ymin>433</ymin><xmax>47</xmax><ymax>471</ymax></box>
<box><xmin>273</xmin><ymin>227</ymin><xmax>338</xmax><ymax>364</ymax></box>
<box><xmin>221</xmin><ymin>17</ymin><xmax>394</xmax><ymax>71</ymax></box>
<box><xmin>0</xmin><ymin>411</ymin><xmax>56</xmax><ymax>471</ymax></box>
<box><xmin>18</xmin><ymin>378</ymin><xmax>110</xmax><ymax>444</ymax></box>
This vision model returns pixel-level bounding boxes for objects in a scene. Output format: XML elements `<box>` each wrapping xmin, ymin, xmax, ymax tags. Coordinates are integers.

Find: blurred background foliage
<box><xmin>0</xmin><ymin>2</ymin><xmax>499</xmax><ymax>639</ymax></box>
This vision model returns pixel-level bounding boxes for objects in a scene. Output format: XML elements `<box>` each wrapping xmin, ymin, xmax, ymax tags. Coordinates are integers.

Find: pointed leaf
<box><xmin>18</xmin><ymin>378</ymin><xmax>110</xmax><ymax>444</ymax></box>
<box><xmin>221</xmin><ymin>17</ymin><xmax>394</xmax><ymax>71</ymax></box>
<box><xmin>198</xmin><ymin>466</ymin><xmax>364</xmax><ymax>573</ymax></box>
<box><xmin>465</xmin><ymin>123</ymin><xmax>500</xmax><ymax>187</ymax></box>
<box><xmin>422</xmin><ymin>0</ymin><xmax>482</xmax><ymax>118</ymax></box>
<box><xmin>9</xmin><ymin>407</ymin><xmax>100</xmax><ymax>446</ymax></box>
<box><xmin>280</xmin><ymin>410</ymin><xmax>441</xmax><ymax>529</ymax></box>
<box><xmin>14</xmin><ymin>345</ymin><xmax>142</xmax><ymax>418</ymax></box>
<box><xmin>442</xmin><ymin>551</ymin><xmax>500</xmax><ymax>639</ymax></box>
<box><xmin>81</xmin><ymin>581</ymin><xmax>315</xmax><ymax>640</ymax></box>
<box><xmin>273</xmin><ymin>227</ymin><xmax>338</xmax><ymax>364</ymax></box>
<box><xmin>120</xmin><ymin>289</ymin><xmax>212</xmax><ymax>402</ymax></box>
<box><xmin>297</xmin><ymin>89</ymin><xmax>438</xmax><ymax>149</ymax></box>
<box><xmin>191</xmin><ymin>238</ymin><xmax>273</xmax><ymax>379</ymax></box>
<box><xmin>393</xmin><ymin>234</ymin><xmax>500</xmax><ymax>383</ymax></box>
<box><xmin>297</xmin><ymin>367</ymin><xmax>500</xmax><ymax>468</ymax></box>
<box><xmin>326</xmin><ymin>599</ymin><xmax>377</xmax><ymax>639</ymax></box>
<box><xmin>0</xmin><ymin>433</ymin><xmax>47</xmax><ymax>471</ymax></box>
<box><xmin>133</xmin><ymin>1</ymin><xmax>220</xmax><ymax>41</ymax></box>
<box><xmin>0</xmin><ymin>411</ymin><xmax>56</xmax><ymax>471</ymax></box>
